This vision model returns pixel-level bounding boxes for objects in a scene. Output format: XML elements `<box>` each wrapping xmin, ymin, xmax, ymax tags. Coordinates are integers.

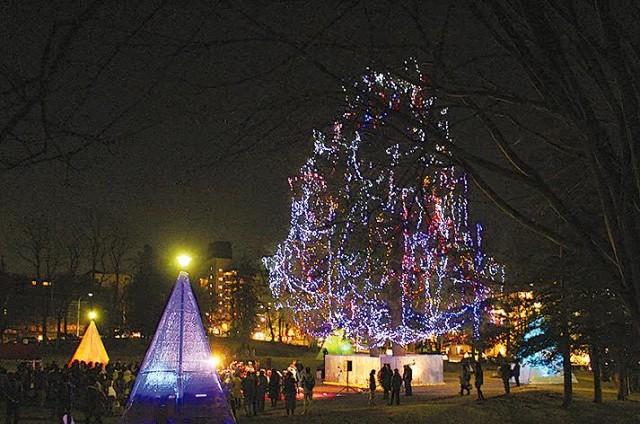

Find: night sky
<box><xmin>1</xmin><ymin>1</ymin><xmax>514</xmax><ymax>273</ymax></box>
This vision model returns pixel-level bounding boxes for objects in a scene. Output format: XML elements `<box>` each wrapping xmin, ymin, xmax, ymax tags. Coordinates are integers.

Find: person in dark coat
<box><xmin>256</xmin><ymin>370</ymin><xmax>268</xmax><ymax>413</ymax></box>
<box><xmin>282</xmin><ymin>371</ymin><xmax>297</xmax><ymax>415</ymax></box>
<box><xmin>512</xmin><ymin>359</ymin><xmax>521</xmax><ymax>387</ymax></box>
<box><xmin>459</xmin><ymin>358</ymin><xmax>472</xmax><ymax>396</ymax></box>
<box><xmin>85</xmin><ymin>380</ymin><xmax>106</xmax><ymax>423</ymax></box>
<box><xmin>379</xmin><ymin>364</ymin><xmax>392</xmax><ymax>400</ymax></box>
<box><xmin>300</xmin><ymin>366</ymin><xmax>315</xmax><ymax>415</ymax></box>
<box><xmin>368</xmin><ymin>369</ymin><xmax>376</xmax><ymax>406</ymax></box>
<box><xmin>388</xmin><ymin>369</ymin><xmax>402</xmax><ymax>406</ymax></box>
<box><xmin>268</xmin><ymin>369</ymin><xmax>281</xmax><ymax>407</ymax></box>
<box><xmin>5</xmin><ymin>373</ymin><xmax>22</xmax><ymax>424</ymax></box>
<box><xmin>241</xmin><ymin>371</ymin><xmax>257</xmax><ymax>416</ymax></box>
<box><xmin>51</xmin><ymin>374</ymin><xmax>74</xmax><ymax>423</ymax></box>
<box><xmin>402</xmin><ymin>364</ymin><xmax>413</xmax><ymax>396</ymax></box>
<box><xmin>497</xmin><ymin>355</ymin><xmax>511</xmax><ymax>395</ymax></box>
<box><xmin>474</xmin><ymin>359</ymin><xmax>485</xmax><ymax>400</ymax></box>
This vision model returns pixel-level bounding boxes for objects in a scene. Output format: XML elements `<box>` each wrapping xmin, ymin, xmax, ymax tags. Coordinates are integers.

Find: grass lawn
<box><xmin>226</xmin><ymin>369</ymin><xmax>640</xmax><ymax>424</ymax></box>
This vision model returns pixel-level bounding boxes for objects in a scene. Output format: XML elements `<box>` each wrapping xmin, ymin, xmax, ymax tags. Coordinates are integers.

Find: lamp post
<box><xmin>76</xmin><ymin>293</ymin><xmax>93</xmax><ymax>337</ymax></box>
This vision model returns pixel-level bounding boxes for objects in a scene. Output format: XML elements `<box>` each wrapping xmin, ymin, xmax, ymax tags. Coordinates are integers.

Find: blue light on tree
<box><xmin>519</xmin><ymin>317</ymin><xmax>563</xmax><ymax>379</ymax></box>
<box><xmin>263</xmin><ymin>64</ymin><xmax>504</xmax><ymax>349</ymax></box>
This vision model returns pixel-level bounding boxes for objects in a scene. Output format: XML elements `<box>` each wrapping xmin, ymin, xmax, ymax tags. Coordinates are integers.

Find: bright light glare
<box><xmin>88</xmin><ymin>310</ymin><xmax>97</xmax><ymax>320</ymax></box>
<box><xmin>209</xmin><ymin>354</ymin><xmax>221</xmax><ymax>369</ymax></box>
<box><xmin>177</xmin><ymin>255</ymin><xmax>192</xmax><ymax>268</ymax></box>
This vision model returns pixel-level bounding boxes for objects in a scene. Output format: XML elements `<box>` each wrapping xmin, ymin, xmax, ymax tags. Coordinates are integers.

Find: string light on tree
<box><xmin>264</xmin><ymin>63</ymin><xmax>505</xmax><ymax>348</ymax></box>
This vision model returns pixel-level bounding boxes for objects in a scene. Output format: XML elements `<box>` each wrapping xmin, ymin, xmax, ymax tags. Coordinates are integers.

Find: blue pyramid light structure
<box><xmin>120</xmin><ymin>272</ymin><xmax>235</xmax><ymax>424</ymax></box>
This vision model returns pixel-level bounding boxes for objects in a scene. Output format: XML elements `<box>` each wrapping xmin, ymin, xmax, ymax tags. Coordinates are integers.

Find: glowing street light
<box><xmin>177</xmin><ymin>254</ymin><xmax>192</xmax><ymax>269</ymax></box>
<box><xmin>88</xmin><ymin>310</ymin><xmax>97</xmax><ymax>321</ymax></box>
<box><xmin>209</xmin><ymin>354</ymin><xmax>222</xmax><ymax>369</ymax></box>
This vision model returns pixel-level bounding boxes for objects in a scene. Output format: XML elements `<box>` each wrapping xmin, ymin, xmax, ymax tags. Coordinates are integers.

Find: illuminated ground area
<box><xmin>8</xmin><ymin>370</ymin><xmax>639</xmax><ymax>423</ymax></box>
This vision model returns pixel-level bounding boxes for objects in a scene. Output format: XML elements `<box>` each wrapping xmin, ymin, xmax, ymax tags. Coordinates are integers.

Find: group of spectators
<box><xmin>0</xmin><ymin>359</ymin><xmax>140</xmax><ymax>423</ymax></box>
<box><xmin>220</xmin><ymin>359</ymin><xmax>316</xmax><ymax>418</ymax></box>
<box><xmin>368</xmin><ymin>363</ymin><xmax>413</xmax><ymax>406</ymax></box>
<box><xmin>458</xmin><ymin>354</ymin><xmax>520</xmax><ymax>400</ymax></box>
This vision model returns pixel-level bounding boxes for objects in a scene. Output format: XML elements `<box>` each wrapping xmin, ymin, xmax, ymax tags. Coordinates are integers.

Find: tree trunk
<box><xmin>391</xmin><ymin>342</ymin><xmax>406</xmax><ymax>356</ymax></box>
<box><xmin>266</xmin><ymin>310</ymin><xmax>276</xmax><ymax>342</ymax></box>
<box><xmin>56</xmin><ymin>313</ymin><xmax>62</xmax><ymax>341</ymax></box>
<box><xmin>559</xmin><ymin>273</ymin><xmax>572</xmax><ymax>408</ymax></box>
<box><xmin>41</xmin><ymin>307</ymin><xmax>48</xmax><ymax>341</ymax></box>
<box><xmin>368</xmin><ymin>338</ymin><xmax>380</xmax><ymax>357</ymax></box>
<box><xmin>590</xmin><ymin>342</ymin><xmax>602</xmax><ymax>403</ymax></box>
<box><xmin>617</xmin><ymin>365</ymin><xmax>629</xmax><ymax>401</ymax></box>
<box><xmin>561</xmin><ymin>339</ymin><xmax>573</xmax><ymax>408</ymax></box>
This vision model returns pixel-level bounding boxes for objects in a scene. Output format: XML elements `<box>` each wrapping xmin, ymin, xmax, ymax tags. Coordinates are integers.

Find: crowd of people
<box><xmin>369</xmin><ymin>363</ymin><xmax>413</xmax><ymax>406</ymax></box>
<box><xmin>0</xmin><ymin>357</ymin><xmax>321</xmax><ymax>422</ymax></box>
<box><xmin>458</xmin><ymin>354</ymin><xmax>521</xmax><ymax>400</ymax></box>
<box><xmin>0</xmin><ymin>359</ymin><xmax>140</xmax><ymax>423</ymax></box>
<box><xmin>0</xmin><ymin>354</ymin><xmax>531</xmax><ymax>422</ymax></box>
<box><xmin>218</xmin><ymin>353</ymin><xmax>523</xmax><ymax>419</ymax></box>
<box><xmin>219</xmin><ymin>359</ymin><xmax>316</xmax><ymax>418</ymax></box>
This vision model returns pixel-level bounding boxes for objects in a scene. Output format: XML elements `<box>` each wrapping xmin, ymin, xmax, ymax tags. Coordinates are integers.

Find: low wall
<box><xmin>324</xmin><ymin>353</ymin><xmax>443</xmax><ymax>388</ymax></box>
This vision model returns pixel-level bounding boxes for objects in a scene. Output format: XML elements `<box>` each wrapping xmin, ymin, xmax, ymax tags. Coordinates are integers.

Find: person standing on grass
<box><xmin>512</xmin><ymin>359</ymin><xmax>521</xmax><ymax>387</ymax></box>
<box><xmin>268</xmin><ymin>368</ymin><xmax>281</xmax><ymax>407</ymax></box>
<box><xmin>5</xmin><ymin>372</ymin><xmax>22</xmax><ymax>424</ymax></box>
<box><xmin>222</xmin><ymin>372</ymin><xmax>236</xmax><ymax>419</ymax></box>
<box><xmin>368</xmin><ymin>369</ymin><xmax>377</xmax><ymax>406</ymax></box>
<box><xmin>474</xmin><ymin>359</ymin><xmax>485</xmax><ymax>400</ymax></box>
<box><xmin>459</xmin><ymin>357</ymin><xmax>472</xmax><ymax>396</ymax></box>
<box><xmin>231</xmin><ymin>372</ymin><xmax>243</xmax><ymax>411</ymax></box>
<box><xmin>402</xmin><ymin>364</ymin><xmax>413</xmax><ymax>396</ymax></box>
<box><xmin>497</xmin><ymin>355</ymin><xmax>511</xmax><ymax>395</ymax></box>
<box><xmin>85</xmin><ymin>380</ymin><xmax>106</xmax><ymax>424</ymax></box>
<box><xmin>379</xmin><ymin>364</ymin><xmax>392</xmax><ymax>400</ymax></box>
<box><xmin>242</xmin><ymin>371</ymin><xmax>257</xmax><ymax>416</ymax></box>
<box><xmin>300</xmin><ymin>366</ymin><xmax>315</xmax><ymax>415</ymax></box>
<box><xmin>256</xmin><ymin>370</ymin><xmax>268</xmax><ymax>413</ymax></box>
<box><xmin>283</xmin><ymin>371</ymin><xmax>298</xmax><ymax>416</ymax></box>
<box><xmin>388</xmin><ymin>368</ymin><xmax>402</xmax><ymax>406</ymax></box>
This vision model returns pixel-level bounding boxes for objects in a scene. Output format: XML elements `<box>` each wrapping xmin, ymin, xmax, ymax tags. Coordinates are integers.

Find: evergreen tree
<box><xmin>127</xmin><ymin>245</ymin><xmax>169</xmax><ymax>337</ymax></box>
<box><xmin>264</xmin><ymin>70</ymin><xmax>504</xmax><ymax>348</ymax></box>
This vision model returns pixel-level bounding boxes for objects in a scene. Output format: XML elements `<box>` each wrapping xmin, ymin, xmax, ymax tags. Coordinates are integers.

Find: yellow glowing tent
<box><xmin>68</xmin><ymin>320</ymin><xmax>109</xmax><ymax>366</ymax></box>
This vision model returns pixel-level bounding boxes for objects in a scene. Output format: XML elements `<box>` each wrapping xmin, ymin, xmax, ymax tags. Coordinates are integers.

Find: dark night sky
<box><xmin>0</xmin><ymin>1</ymin><xmax>517</xmax><ymax>273</ymax></box>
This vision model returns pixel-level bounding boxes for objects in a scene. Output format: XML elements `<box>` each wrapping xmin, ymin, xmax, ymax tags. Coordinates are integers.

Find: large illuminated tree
<box><xmin>264</xmin><ymin>66</ymin><xmax>504</xmax><ymax>348</ymax></box>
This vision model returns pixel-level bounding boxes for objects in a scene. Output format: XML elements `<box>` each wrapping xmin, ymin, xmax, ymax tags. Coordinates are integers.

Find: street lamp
<box><xmin>177</xmin><ymin>254</ymin><xmax>192</xmax><ymax>269</ymax></box>
<box><xmin>76</xmin><ymin>293</ymin><xmax>93</xmax><ymax>337</ymax></box>
<box><xmin>88</xmin><ymin>310</ymin><xmax>97</xmax><ymax>320</ymax></box>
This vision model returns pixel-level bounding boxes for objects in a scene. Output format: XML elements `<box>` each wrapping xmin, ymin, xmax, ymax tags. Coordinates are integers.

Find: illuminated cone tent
<box><xmin>68</xmin><ymin>320</ymin><xmax>109</xmax><ymax>367</ymax></box>
<box><xmin>120</xmin><ymin>272</ymin><xmax>235</xmax><ymax>424</ymax></box>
